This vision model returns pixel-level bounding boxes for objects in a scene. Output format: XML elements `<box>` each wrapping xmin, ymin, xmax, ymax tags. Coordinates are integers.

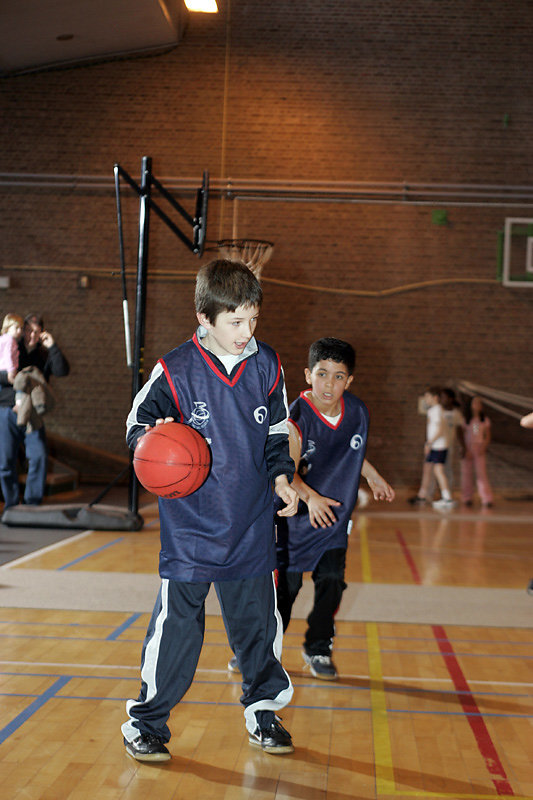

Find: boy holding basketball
<box><xmin>122</xmin><ymin>260</ymin><xmax>298</xmax><ymax>761</ymax></box>
<box><xmin>276</xmin><ymin>338</ymin><xmax>394</xmax><ymax>680</ymax></box>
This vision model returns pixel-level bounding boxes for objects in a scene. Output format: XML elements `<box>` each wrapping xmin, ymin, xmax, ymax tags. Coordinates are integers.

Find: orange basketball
<box><xmin>133</xmin><ymin>422</ymin><xmax>211</xmax><ymax>498</ymax></box>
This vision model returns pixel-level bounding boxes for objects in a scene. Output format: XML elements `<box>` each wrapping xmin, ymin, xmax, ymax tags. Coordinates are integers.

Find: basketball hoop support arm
<box><xmin>113</xmin><ymin>157</ymin><xmax>209</xmax><ymax>515</ymax></box>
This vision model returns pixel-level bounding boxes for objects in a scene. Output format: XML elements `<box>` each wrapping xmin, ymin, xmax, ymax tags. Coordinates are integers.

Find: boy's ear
<box><xmin>196</xmin><ymin>312</ymin><xmax>211</xmax><ymax>329</ymax></box>
<box><xmin>304</xmin><ymin>367</ymin><xmax>312</xmax><ymax>385</ymax></box>
<box><xmin>345</xmin><ymin>375</ymin><xmax>354</xmax><ymax>390</ymax></box>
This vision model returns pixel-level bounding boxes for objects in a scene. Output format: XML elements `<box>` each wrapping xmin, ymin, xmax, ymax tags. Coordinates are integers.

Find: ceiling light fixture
<box><xmin>184</xmin><ymin>0</ymin><xmax>218</xmax><ymax>12</ymax></box>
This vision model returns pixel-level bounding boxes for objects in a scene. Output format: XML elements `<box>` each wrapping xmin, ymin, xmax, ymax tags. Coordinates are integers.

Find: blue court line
<box><xmin>0</xmin><ymin>671</ymin><xmax>140</xmax><ymax>680</ymax></box>
<box><xmin>0</xmin><ymin>619</ymin><xmax>529</xmax><ymax>649</ymax></box>
<box><xmin>284</xmin><ymin>630</ymin><xmax>533</xmax><ymax>647</ymax></box>
<box><xmin>0</xmin><ymin>620</ymin><xmax>121</xmax><ymax>629</ymax></box>
<box><xmin>0</xmin><ymin>676</ymin><xmax>71</xmax><ymax>745</ymax></box>
<box><xmin>1</xmin><ymin>631</ymin><xmax>530</xmax><ymax>661</ymax></box>
<box><xmin>0</xmin><ymin>634</ymin><xmax>131</xmax><ymax>642</ymax></box>
<box><xmin>1</xmin><ymin>672</ymin><xmax>531</xmax><ymax>700</ymax></box>
<box><xmin>56</xmin><ymin>537</ymin><xmax>124</xmax><ymax>570</ymax></box>
<box><xmin>0</xmin><ymin>692</ymin><xmax>529</xmax><ymax>721</ymax></box>
<box><xmin>106</xmin><ymin>613</ymin><xmax>143</xmax><ymax>641</ymax></box>
<box><xmin>378</xmin><ymin>648</ymin><xmax>533</xmax><ymax>659</ymax></box>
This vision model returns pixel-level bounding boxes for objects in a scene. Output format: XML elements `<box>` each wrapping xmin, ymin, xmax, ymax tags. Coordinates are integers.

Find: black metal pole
<box><xmin>128</xmin><ymin>156</ymin><xmax>152</xmax><ymax>515</ymax></box>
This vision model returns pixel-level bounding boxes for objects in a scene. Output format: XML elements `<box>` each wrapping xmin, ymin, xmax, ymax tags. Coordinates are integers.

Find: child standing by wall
<box><xmin>440</xmin><ymin>387</ymin><xmax>465</xmax><ymax>494</ymax></box>
<box><xmin>411</xmin><ymin>386</ymin><xmax>456</xmax><ymax>510</ymax></box>
<box><xmin>461</xmin><ymin>395</ymin><xmax>493</xmax><ymax>508</ymax></box>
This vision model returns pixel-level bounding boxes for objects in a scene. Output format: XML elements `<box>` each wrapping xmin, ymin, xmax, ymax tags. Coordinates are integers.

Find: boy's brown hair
<box><xmin>195</xmin><ymin>260</ymin><xmax>263</xmax><ymax>323</ymax></box>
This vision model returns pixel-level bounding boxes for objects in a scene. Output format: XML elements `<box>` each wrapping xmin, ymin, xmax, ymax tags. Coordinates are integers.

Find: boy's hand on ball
<box><xmin>274</xmin><ymin>476</ymin><xmax>298</xmax><ymax>516</ymax></box>
<box><xmin>144</xmin><ymin>417</ymin><xmax>175</xmax><ymax>431</ymax></box>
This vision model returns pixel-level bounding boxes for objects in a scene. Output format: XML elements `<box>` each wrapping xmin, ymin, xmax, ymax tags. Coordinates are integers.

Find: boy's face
<box><xmin>424</xmin><ymin>392</ymin><xmax>438</xmax><ymax>407</ymax></box>
<box><xmin>305</xmin><ymin>359</ymin><xmax>353</xmax><ymax>413</ymax></box>
<box><xmin>197</xmin><ymin>304</ymin><xmax>260</xmax><ymax>357</ymax></box>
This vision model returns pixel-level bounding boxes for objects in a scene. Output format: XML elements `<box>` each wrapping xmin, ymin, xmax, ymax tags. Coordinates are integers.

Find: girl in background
<box><xmin>461</xmin><ymin>396</ymin><xmax>493</xmax><ymax>508</ymax></box>
<box><xmin>0</xmin><ymin>313</ymin><xmax>23</xmax><ymax>384</ymax></box>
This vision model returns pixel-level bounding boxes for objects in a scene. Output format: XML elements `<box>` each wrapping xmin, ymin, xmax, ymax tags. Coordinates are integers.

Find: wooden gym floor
<box><xmin>0</xmin><ymin>493</ymin><xmax>531</xmax><ymax>799</ymax></box>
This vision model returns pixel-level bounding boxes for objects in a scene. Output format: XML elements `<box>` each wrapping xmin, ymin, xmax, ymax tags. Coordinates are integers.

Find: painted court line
<box><xmin>0</xmin><ymin>670</ymin><xmax>530</xmax><ymax>703</ymax></box>
<box><xmin>0</xmin><ymin>675</ymin><xmax>71</xmax><ymax>745</ymax></box>
<box><xmin>1</xmin><ymin>661</ymin><xmax>531</xmax><ymax>691</ymax></box>
<box><xmin>0</xmin><ymin>500</ymin><xmax>159</xmax><ymax>570</ymax></box>
<box><xmin>106</xmin><ymin>612</ymin><xmax>142</xmax><ymax>640</ymax></box>
<box><xmin>359</xmin><ymin>519</ymin><xmax>396</xmax><ymax>795</ymax></box>
<box><xmin>0</xmin><ymin>619</ymin><xmax>126</xmax><ymax>629</ymax></box>
<box><xmin>1</xmin><ymin>667</ymin><xmax>531</xmax><ymax>702</ymax></box>
<box><xmin>382</xmin><ymin>793</ymin><xmax>530</xmax><ymax>800</ymax></box>
<box><xmin>1</xmin><ymin>688</ymin><xmax>529</xmax><ymax>720</ymax></box>
<box><xmin>0</xmin><ymin>660</ymin><xmax>140</xmax><ymax>671</ymax></box>
<box><xmin>57</xmin><ymin>537</ymin><xmax>124</xmax><ymax>570</ymax></box>
<box><xmin>396</xmin><ymin>528</ymin><xmax>515</xmax><ymax>797</ymax></box>
<box><xmin>1</xmin><ymin>617</ymin><xmax>529</xmax><ymax>648</ymax></box>
<box><xmin>1</xmin><ymin>529</ymin><xmax>93</xmax><ymax>569</ymax></box>
<box><xmin>2</xmin><ymin>627</ymin><xmax>528</xmax><ymax>661</ymax></box>
<box><xmin>362</xmin><ymin>508</ymin><xmax>533</xmax><ymax>524</ymax></box>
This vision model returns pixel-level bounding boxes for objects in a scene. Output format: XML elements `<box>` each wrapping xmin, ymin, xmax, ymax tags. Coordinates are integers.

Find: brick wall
<box><xmin>1</xmin><ymin>0</ymin><xmax>532</xmax><ymax>489</ymax></box>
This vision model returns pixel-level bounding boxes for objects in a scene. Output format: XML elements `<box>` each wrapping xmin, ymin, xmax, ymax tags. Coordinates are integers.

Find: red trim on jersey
<box><xmin>268</xmin><ymin>352</ymin><xmax>282</xmax><ymax>396</ymax></box>
<box><xmin>192</xmin><ymin>332</ymin><xmax>248</xmax><ymax>387</ymax></box>
<box><xmin>300</xmin><ymin>390</ymin><xmax>345</xmax><ymax>430</ymax></box>
<box><xmin>158</xmin><ymin>358</ymin><xmax>184</xmax><ymax>422</ymax></box>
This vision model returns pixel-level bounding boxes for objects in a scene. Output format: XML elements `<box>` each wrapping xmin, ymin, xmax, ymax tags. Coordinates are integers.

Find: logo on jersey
<box><xmin>254</xmin><ymin>406</ymin><xmax>268</xmax><ymax>424</ymax></box>
<box><xmin>188</xmin><ymin>401</ymin><xmax>210</xmax><ymax>430</ymax></box>
<box><xmin>350</xmin><ymin>434</ymin><xmax>363</xmax><ymax>450</ymax></box>
<box><xmin>304</xmin><ymin>440</ymin><xmax>316</xmax><ymax>458</ymax></box>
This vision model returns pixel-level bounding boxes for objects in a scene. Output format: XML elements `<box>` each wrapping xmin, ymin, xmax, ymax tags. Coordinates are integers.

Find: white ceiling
<box><xmin>0</xmin><ymin>0</ymin><xmax>187</xmax><ymax>75</ymax></box>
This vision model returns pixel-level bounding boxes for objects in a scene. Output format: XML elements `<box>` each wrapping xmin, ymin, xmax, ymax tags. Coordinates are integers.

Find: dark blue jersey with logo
<box><xmin>127</xmin><ymin>332</ymin><xmax>294</xmax><ymax>582</ymax></box>
<box><xmin>277</xmin><ymin>390</ymin><xmax>369</xmax><ymax>572</ymax></box>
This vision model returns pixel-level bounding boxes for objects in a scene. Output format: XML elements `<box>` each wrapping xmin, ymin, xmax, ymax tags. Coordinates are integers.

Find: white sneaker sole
<box><xmin>248</xmin><ymin>736</ymin><xmax>294</xmax><ymax>754</ymax></box>
<box><xmin>309</xmin><ymin>668</ymin><xmax>338</xmax><ymax>680</ymax></box>
<box><xmin>125</xmin><ymin>745</ymin><xmax>171</xmax><ymax>762</ymax></box>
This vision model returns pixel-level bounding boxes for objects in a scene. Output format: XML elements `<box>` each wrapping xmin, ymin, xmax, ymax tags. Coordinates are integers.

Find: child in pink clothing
<box><xmin>461</xmin><ymin>396</ymin><xmax>493</xmax><ymax>508</ymax></box>
<box><xmin>0</xmin><ymin>313</ymin><xmax>23</xmax><ymax>383</ymax></box>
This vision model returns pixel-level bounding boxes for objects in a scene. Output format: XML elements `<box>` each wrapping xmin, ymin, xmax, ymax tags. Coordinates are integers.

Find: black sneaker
<box><xmin>407</xmin><ymin>495</ymin><xmax>427</xmax><ymax>505</ymax></box>
<box><xmin>249</xmin><ymin>716</ymin><xmax>294</xmax><ymax>754</ymax></box>
<box><xmin>302</xmin><ymin>652</ymin><xmax>338</xmax><ymax>680</ymax></box>
<box><xmin>124</xmin><ymin>733</ymin><xmax>171</xmax><ymax>762</ymax></box>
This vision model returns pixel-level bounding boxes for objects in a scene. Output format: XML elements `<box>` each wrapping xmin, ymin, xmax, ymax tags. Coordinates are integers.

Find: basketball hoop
<box><xmin>216</xmin><ymin>239</ymin><xmax>274</xmax><ymax>278</ymax></box>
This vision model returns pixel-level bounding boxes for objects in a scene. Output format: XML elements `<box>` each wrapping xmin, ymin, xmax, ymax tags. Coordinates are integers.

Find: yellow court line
<box><xmin>359</xmin><ymin>517</ymin><xmax>528</xmax><ymax>800</ymax></box>
<box><xmin>360</xmin><ymin>516</ymin><xmax>396</xmax><ymax>795</ymax></box>
<box><xmin>367</xmin><ymin>621</ymin><xmax>396</xmax><ymax>795</ymax></box>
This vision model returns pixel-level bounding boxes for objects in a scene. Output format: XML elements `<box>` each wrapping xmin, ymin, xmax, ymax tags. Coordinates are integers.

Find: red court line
<box><xmin>395</xmin><ymin>528</ymin><xmax>514</xmax><ymax>796</ymax></box>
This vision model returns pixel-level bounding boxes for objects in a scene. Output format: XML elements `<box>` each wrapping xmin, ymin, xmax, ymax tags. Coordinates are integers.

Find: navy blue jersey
<box><xmin>127</xmin><ymin>331</ymin><xmax>294</xmax><ymax>582</ymax></box>
<box><xmin>277</xmin><ymin>390</ymin><xmax>369</xmax><ymax>572</ymax></box>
